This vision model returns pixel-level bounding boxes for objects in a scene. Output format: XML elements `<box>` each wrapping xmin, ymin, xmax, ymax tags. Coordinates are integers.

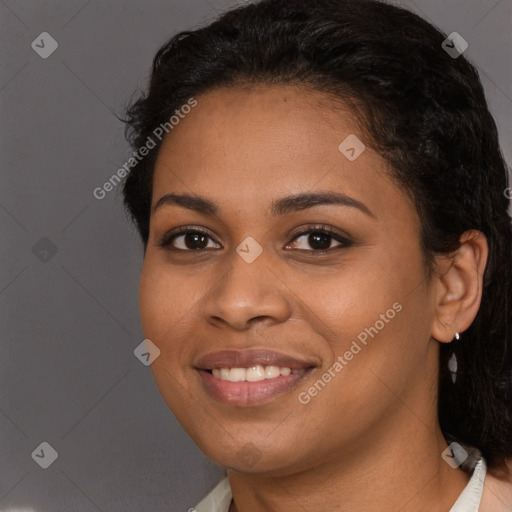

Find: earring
<box><xmin>448</xmin><ymin>332</ymin><xmax>459</xmax><ymax>383</ymax></box>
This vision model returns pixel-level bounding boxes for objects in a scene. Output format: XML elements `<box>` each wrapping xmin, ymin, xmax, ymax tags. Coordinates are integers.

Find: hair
<box><xmin>122</xmin><ymin>0</ymin><xmax>512</xmax><ymax>470</ymax></box>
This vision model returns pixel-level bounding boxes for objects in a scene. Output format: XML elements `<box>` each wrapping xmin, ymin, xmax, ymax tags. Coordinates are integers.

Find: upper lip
<box><xmin>195</xmin><ymin>349</ymin><xmax>318</xmax><ymax>371</ymax></box>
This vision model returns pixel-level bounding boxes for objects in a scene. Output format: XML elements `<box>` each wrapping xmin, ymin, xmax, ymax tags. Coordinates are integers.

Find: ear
<box><xmin>431</xmin><ymin>229</ymin><xmax>488</xmax><ymax>343</ymax></box>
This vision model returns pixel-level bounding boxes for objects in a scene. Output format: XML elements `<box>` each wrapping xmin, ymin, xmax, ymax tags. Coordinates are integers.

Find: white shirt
<box><xmin>194</xmin><ymin>458</ymin><xmax>487</xmax><ymax>512</ymax></box>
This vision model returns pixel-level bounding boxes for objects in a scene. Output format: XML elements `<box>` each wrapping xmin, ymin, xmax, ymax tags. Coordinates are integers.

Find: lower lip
<box><xmin>197</xmin><ymin>368</ymin><xmax>314</xmax><ymax>407</ymax></box>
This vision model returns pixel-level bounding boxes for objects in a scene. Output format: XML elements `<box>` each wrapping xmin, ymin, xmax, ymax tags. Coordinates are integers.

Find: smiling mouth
<box><xmin>194</xmin><ymin>349</ymin><xmax>318</xmax><ymax>406</ymax></box>
<box><xmin>197</xmin><ymin>365</ymin><xmax>315</xmax><ymax>407</ymax></box>
<box><xmin>207</xmin><ymin>365</ymin><xmax>308</xmax><ymax>382</ymax></box>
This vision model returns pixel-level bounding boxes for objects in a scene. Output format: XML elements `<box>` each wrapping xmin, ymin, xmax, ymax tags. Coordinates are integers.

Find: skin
<box><xmin>481</xmin><ymin>460</ymin><xmax>512</xmax><ymax>511</ymax></box>
<box><xmin>139</xmin><ymin>85</ymin><xmax>489</xmax><ymax>511</ymax></box>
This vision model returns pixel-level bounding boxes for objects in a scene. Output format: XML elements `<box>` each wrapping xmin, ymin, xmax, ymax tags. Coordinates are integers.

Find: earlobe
<box><xmin>430</xmin><ymin>230</ymin><xmax>488</xmax><ymax>344</ymax></box>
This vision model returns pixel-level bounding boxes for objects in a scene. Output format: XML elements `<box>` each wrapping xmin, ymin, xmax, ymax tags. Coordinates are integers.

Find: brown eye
<box><xmin>157</xmin><ymin>229</ymin><xmax>221</xmax><ymax>251</ymax></box>
<box><xmin>182</xmin><ymin>232</ymin><xmax>209</xmax><ymax>250</ymax></box>
<box><xmin>307</xmin><ymin>233</ymin><xmax>332</xmax><ymax>250</ymax></box>
<box><xmin>287</xmin><ymin>228</ymin><xmax>352</xmax><ymax>252</ymax></box>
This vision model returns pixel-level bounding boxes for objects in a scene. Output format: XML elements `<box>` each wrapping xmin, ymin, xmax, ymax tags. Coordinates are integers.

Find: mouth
<box><xmin>195</xmin><ymin>349</ymin><xmax>317</xmax><ymax>407</ymax></box>
<box><xmin>209</xmin><ymin>364</ymin><xmax>304</xmax><ymax>381</ymax></box>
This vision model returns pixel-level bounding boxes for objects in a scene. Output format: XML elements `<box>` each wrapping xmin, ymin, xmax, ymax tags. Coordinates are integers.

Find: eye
<box><xmin>157</xmin><ymin>228</ymin><xmax>221</xmax><ymax>251</ymax></box>
<box><xmin>156</xmin><ymin>224</ymin><xmax>352</xmax><ymax>253</ymax></box>
<box><xmin>286</xmin><ymin>225</ymin><xmax>352</xmax><ymax>252</ymax></box>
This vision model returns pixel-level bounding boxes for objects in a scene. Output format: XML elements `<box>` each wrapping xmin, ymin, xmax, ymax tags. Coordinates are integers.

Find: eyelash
<box><xmin>156</xmin><ymin>224</ymin><xmax>353</xmax><ymax>254</ymax></box>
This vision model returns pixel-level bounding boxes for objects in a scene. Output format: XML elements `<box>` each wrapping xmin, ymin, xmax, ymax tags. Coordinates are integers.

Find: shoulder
<box><xmin>479</xmin><ymin>460</ymin><xmax>512</xmax><ymax>512</ymax></box>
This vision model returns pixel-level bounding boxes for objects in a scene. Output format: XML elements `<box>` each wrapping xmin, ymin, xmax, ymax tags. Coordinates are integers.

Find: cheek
<box><xmin>139</xmin><ymin>261</ymin><xmax>172</xmax><ymax>340</ymax></box>
<box><xmin>304</xmin><ymin>246</ymin><xmax>430</xmax><ymax>389</ymax></box>
<box><xmin>138</xmin><ymin>257</ymin><xmax>199</xmax><ymax>337</ymax></box>
<box><xmin>138</xmin><ymin>259</ymin><xmax>203</xmax><ymax>419</ymax></box>
<box><xmin>138</xmin><ymin>258</ymin><xmax>199</xmax><ymax>371</ymax></box>
<box><xmin>303</xmin><ymin>255</ymin><xmax>406</xmax><ymax>344</ymax></box>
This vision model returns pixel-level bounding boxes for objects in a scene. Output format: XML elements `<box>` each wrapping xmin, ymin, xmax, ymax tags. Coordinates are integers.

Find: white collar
<box><xmin>449</xmin><ymin>457</ymin><xmax>487</xmax><ymax>512</ymax></box>
<box><xmin>194</xmin><ymin>457</ymin><xmax>487</xmax><ymax>512</ymax></box>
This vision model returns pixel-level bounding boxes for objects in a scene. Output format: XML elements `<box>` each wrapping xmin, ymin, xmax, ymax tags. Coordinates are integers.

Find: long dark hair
<box><xmin>122</xmin><ymin>0</ymin><xmax>512</xmax><ymax>470</ymax></box>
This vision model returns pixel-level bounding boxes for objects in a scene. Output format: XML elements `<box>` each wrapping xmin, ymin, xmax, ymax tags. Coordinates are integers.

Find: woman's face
<box><xmin>139</xmin><ymin>85</ymin><xmax>440</xmax><ymax>474</ymax></box>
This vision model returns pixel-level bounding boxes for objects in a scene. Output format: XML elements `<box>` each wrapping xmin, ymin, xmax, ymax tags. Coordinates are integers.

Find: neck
<box><xmin>227</xmin><ymin>421</ymin><xmax>470</xmax><ymax>512</ymax></box>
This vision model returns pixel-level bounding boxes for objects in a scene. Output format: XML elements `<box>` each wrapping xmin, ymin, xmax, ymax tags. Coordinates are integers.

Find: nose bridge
<box><xmin>201</xmin><ymin>243</ymin><xmax>291</xmax><ymax>329</ymax></box>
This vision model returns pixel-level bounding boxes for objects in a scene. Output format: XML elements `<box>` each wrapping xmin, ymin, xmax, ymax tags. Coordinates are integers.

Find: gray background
<box><xmin>0</xmin><ymin>1</ymin><xmax>510</xmax><ymax>511</ymax></box>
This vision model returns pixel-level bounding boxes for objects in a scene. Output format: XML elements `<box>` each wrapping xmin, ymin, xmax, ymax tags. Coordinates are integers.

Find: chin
<box><xmin>197</xmin><ymin>435</ymin><xmax>308</xmax><ymax>476</ymax></box>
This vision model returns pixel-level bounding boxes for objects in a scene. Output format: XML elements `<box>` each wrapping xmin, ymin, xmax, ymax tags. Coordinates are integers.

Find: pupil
<box><xmin>309</xmin><ymin>233</ymin><xmax>331</xmax><ymax>250</ymax></box>
<box><xmin>185</xmin><ymin>233</ymin><xmax>207</xmax><ymax>249</ymax></box>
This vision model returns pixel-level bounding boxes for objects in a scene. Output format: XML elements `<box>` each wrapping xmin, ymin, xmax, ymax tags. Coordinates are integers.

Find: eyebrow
<box><xmin>152</xmin><ymin>192</ymin><xmax>375</xmax><ymax>218</ymax></box>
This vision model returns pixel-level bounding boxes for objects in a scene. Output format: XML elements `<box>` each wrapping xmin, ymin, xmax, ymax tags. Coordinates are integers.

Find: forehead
<box><xmin>156</xmin><ymin>84</ymin><xmax>359</xmax><ymax>169</ymax></box>
<box><xmin>151</xmin><ymin>85</ymin><xmax>413</xmax><ymax>221</ymax></box>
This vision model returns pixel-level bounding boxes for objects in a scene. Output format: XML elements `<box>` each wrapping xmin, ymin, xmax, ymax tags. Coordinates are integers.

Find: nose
<box><xmin>201</xmin><ymin>248</ymin><xmax>293</xmax><ymax>331</ymax></box>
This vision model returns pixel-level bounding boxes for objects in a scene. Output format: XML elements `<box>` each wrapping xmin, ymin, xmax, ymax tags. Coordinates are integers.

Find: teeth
<box><xmin>211</xmin><ymin>365</ymin><xmax>301</xmax><ymax>382</ymax></box>
<box><xmin>265</xmin><ymin>365</ymin><xmax>280</xmax><ymax>379</ymax></box>
<box><xmin>229</xmin><ymin>368</ymin><xmax>246</xmax><ymax>382</ymax></box>
<box><xmin>246</xmin><ymin>365</ymin><xmax>265</xmax><ymax>382</ymax></box>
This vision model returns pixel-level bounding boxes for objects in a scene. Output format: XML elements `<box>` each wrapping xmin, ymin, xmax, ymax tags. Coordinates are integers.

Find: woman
<box><xmin>122</xmin><ymin>0</ymin><xmax>512</xmax><ymax>510</ymax></box>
